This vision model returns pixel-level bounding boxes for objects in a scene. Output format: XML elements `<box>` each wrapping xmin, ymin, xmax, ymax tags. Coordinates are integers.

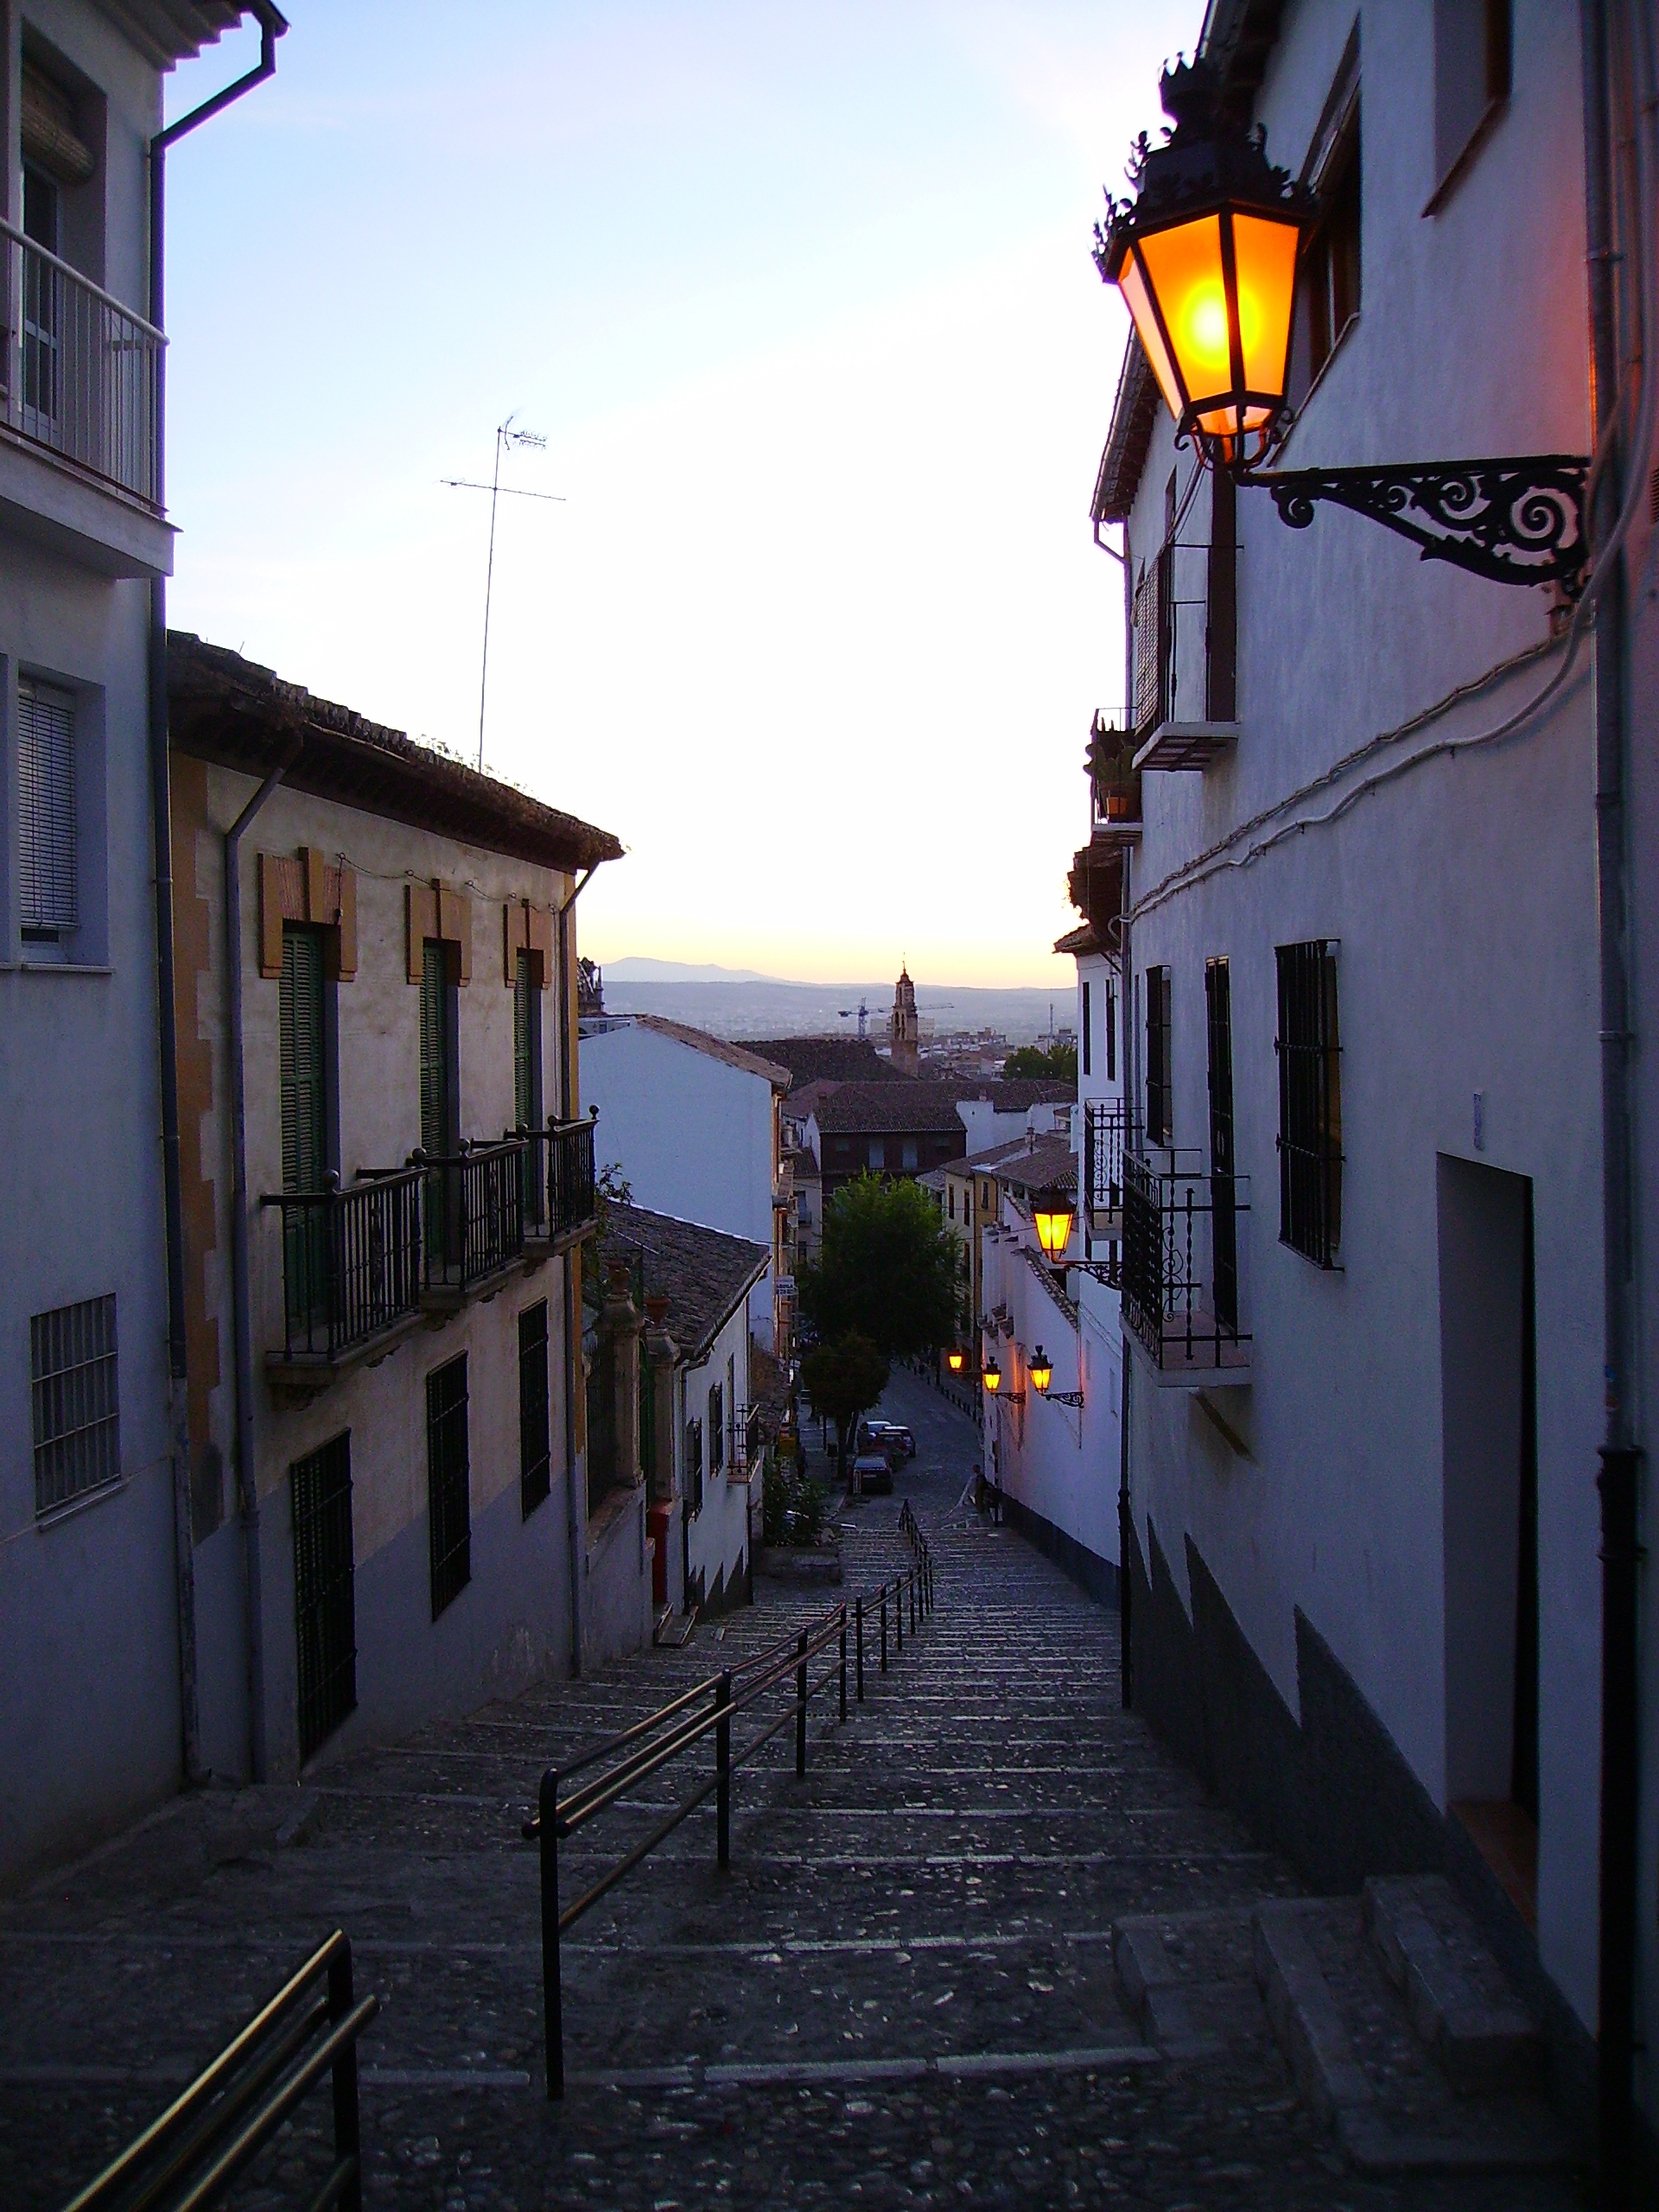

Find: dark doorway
<box><xmin>1205</xmin><ymin>959</ymin><xmax>1237</xmax><ymax>1333</ymax></box>
<box><xmin>1437</xmin><ymin>1155</ymin><xmax>1538</xmax><ymax>1915</ymax></box>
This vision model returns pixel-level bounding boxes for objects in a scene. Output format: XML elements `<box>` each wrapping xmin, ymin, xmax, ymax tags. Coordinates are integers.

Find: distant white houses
<box><xmin>603</xmin><ymin>1204</ymin><xmax>768</xmax><ymax>1621</ymax></box>
<box><xmin>578</xmin><ymin>1015</ymin><xmax>792</xmax><ymax>1355</ymax></box>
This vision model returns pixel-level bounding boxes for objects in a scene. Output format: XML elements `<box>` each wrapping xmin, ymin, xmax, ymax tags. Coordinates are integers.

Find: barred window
<box><xmin>1145</xmin><ymin>966</ymin><xmax>1172</xmax><ymax>1147</ymax></box>
<box><xmin>17</xmin><ymin>679</ymin><xmax>77</xmax><ymax>938</ymax></box>
<box><xmin>519</xmin><ymin>1300</ymin><xmax>551</xmax><ymax>1520</ymax></box>
<box><xmin>1276</xmin><ymin>941</ymin><xmax>1343</xmax><ymax>1267</ymax></box>
<box><xmin>291</xmin><ymin>1433</ymin><xmax>356</xmax><ymax>1761</ymax></box>
<box><xmin>427</xmin><ymin>1354</ymin><xmax>471</xmax><ymax>1618</ymax></box>
<box><xmin>709</xmin><ymin>1382</ymin><xmax>725</xmax><ymax>1473</ymax></box>
<box><xmin>32</xmin><ymin>1293</ymin><xmax>119</xmax><ymax>1515</ymax></box>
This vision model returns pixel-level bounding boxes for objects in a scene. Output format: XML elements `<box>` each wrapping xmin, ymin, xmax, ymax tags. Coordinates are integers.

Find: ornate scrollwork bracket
<box><xmin>1043</xmin><ymin>1389</ymin><xmax>1087</xmax><ymax>1408</ymax></box>
<box><xmin>1239</xmin><ymin>456</ymin><xmax>1591</xmax><ymax>596</ymax></box>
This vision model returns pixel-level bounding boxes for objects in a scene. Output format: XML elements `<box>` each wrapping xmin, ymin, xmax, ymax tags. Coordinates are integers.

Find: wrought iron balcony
<box><xmin>1084</xmin><ymin>1100</ymin><xmax>1128</xmax><ymax>1233</ymax></box>
<box><xmin>419</xmin><ymin>1141</ymin><xmax>526</xmax><ymax>1296</ymax></box>
<box><xmin>731</xmin><ymin>1402</ymin><xmax>766</xmax><ymax>1475</ymax></box>
<box><xmin>1131</xmin><ymin>536</ymin><xmax>1237</xmax><ymax>772</ymax></box>
<box><xmin>549</xmin><ymin>1111</ymin><xmax>598</xmax><ymax>1241</ymax></box>
<box><xmin>1086</xmin><ymin>712</ymin><xmax>1141</xmax><ymax>838</ymax></box>
<box><xmin>1</xmin><ymin>219</ymin><xmax>162</xmax><ymax>508</ymax></box>
<box><xmin>262</xmin><ymin>1168</ymin><xmax>423</xmax><ymax>1364</ymax></box>
<box><xmin>1122</xmin><ymin>1152</ymin><xmax>1251</xmax><ymax>1384</ymax></box>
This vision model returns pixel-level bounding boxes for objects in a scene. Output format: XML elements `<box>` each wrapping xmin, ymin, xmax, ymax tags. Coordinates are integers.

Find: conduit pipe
<box><xmin>145</xmin><ymin>5</ymin><xmax>286</xmax><ymax>1788</ymax></box>
<box><xmin>226</xmin><ymin>743</ymin><xmax>301</xmax><ymax>1783</ymax></box>
<box><xmin>556</xmin><ymin>865</ymin><xmax>598</xmax><ymax>1677</ymax></box>
<box><xmin>1581</xmin><ymin>1</ymin><xmax>1647</xmax><ymax>2200</ymax></box>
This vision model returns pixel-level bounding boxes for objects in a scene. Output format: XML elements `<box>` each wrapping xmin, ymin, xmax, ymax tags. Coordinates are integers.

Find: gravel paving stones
<box><xmin>0</xmin><ymin>1370</ymin><xmax>1591</xmax><ymax>2209</ymax></box>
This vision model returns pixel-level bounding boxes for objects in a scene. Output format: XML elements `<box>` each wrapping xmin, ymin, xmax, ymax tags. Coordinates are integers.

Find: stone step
<box><xmin>1251</xmin><ymin>1898</ymin><xmax>1574</xmax><ymax>2175</ymax></box>
<box><xmin>1363</xmin><ymin>1872</ymin><xmax>1546</xmax><ymax>2093</ymax></box>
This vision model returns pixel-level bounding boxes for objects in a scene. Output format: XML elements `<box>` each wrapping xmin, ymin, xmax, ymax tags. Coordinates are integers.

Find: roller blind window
<box><xmin>18</xmin><ymin>680</ymin><xmax>77</xmax><ymax>938</ymax></box>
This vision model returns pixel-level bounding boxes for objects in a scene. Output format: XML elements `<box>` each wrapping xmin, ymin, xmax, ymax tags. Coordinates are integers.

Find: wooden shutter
<box><xmin>420</xmin><ymin>941</ymin><xmax>449</xmax><ymax>1156</ymax></box>
<box><xmin>513</xmin><ymin>949</ymin><xmax>535</xmax><ymax>1129</ymax></box>
<box><xmin>17</xmin><ymin>680</ymin><xmax>76</xmax><ymax>931</ymax></box>
<box><xmin>280</xmin><ymin>929</ymin><xmax>327</xmax><ymax>1192</ymax></box>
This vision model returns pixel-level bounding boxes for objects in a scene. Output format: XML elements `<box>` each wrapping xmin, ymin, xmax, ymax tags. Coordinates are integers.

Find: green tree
<box><xmin>801</xmin><ymin>1172</ymin><xmax>962</xmax><ymax>1358</ymax></box>
<box><xmin>1003</xmin><ymin>1042</ymin><xmax>1077</xmax><ymax>1084</ymax></box>
<box><xmin>800</xmin><ymin>1332</ymin><xmax>890</xmax><ymax>1488</ymax></box>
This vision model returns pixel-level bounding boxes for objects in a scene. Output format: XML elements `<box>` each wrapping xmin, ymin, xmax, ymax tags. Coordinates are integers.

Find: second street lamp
<box><xmin>1096</xmin><ymin>59</ymin><xmax>1589</xmax><ymax>595</ymax></box>
<box><xmin>1033</xmin><ymin>1192</ymin><xmax>1077</xmax><ymax>1265</ymax></box>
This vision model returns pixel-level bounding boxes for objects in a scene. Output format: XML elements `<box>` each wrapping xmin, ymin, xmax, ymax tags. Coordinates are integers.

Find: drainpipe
<box><xmin>1117</xmin><ymin>512</ymin><xmax>1137</xmax><ymax>1713</ymax></box>
<box><xmin>1581</xmin><ymin>3</ymin><xmax>1641</xmax><ymax>2201</ymax></box>
<box><xmin>556</xmin><ymin>865</ymin><xmax>597</xmax><ymax>1675</ymax></box>
<box><xmin>145</xmin><ymin>5</ymin><xmax>286</xmax><ymax>1788</ymax></box>
<box><xmin>226</xmin><ymin>743</ymin><xmax>301</xmax><ymax>1783</ymax></box>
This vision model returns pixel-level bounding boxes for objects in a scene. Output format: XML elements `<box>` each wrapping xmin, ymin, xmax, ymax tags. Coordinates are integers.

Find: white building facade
<box><xmin>577</xmin><ymin>1015</ymin><xmax>790</xmax><ymax>1353</ymax></box>
<box><xmin>0</xmin><ymin>2</ymin><xmax>280</xmax><ymax>1889</ymax></box>
<box><xmin>1096</xmin><ymin>0</ymin><xmax>1656</xmax><ymax>2155</ymax></box>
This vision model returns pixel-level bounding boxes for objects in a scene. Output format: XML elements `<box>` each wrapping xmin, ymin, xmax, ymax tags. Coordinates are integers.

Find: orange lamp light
<box><xmin>982</xmin><ymin>1362</ymin><xmax>1001</xmax><ymax>1394</ymax></box>
<box><xmin>1033</xmin><ymin>1192</ymin><xmax>1076</xmax><ymax>1264</ymax></box>
<box><xmin>1030</xmin><ymin>1347</ymin><xmax>1053</xmax><ymax>1395</ymax></box>
<box><xmin>1096</xmin><ymin>59</ymin><xmax>1313</xmax><ymax>469</ymax></box>
<box><xmin>947</xmin><ymin>1347</ymin><xmax>965</xmax><ymax>1373</ymax></box>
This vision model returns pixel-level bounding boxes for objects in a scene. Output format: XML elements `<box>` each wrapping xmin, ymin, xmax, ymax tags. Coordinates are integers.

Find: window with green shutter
<box><xmin>420</xmin><ymin>938</ymin><xmax>454</xmax><ymax>1158</ymax></box>
<box><xmin>427</xmin><ymin>1354</ymin><xmax>471</xmax><ymax>1618</ymax></box>
<box><xmin>280</xmin><ymin>927</ymin><xmax>327</xmax><ymax>1192</ymax></box>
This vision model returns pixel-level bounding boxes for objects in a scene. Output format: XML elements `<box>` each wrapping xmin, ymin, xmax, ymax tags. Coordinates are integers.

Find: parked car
<box><xmin>850</xmin><ymin>1454</ymin><xmax>893</xmax><ymax>1497</ymax></box>
<box><xmin>861</xmin><ymin>1420</ymin><xmax>915</xmax><ymax>1460</ymax></box>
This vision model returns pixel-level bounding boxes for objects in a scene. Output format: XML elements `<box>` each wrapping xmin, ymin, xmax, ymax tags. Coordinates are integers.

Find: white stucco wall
<box><xmin>1116</xmin><ymin>0</ymin><xmax>1600</xmax><ymax>2029</ymax></box>
<box><xmin>580</xmin><ymin>1022</ymin><xmax>778</xmax><ymax>1347</ymax></box>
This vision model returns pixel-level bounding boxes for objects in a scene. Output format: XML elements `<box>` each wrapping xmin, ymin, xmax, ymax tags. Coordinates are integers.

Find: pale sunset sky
<box><xmin>163</xmin><ymin>2</ymin><xmax>1199</xmax><ymax>988</ymax></box>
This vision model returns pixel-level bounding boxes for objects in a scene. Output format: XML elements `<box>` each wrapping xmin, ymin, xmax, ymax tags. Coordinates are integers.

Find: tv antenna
<box><xmin>442</xmin><ymin>414</ymin><xmax>565</xmax><ymax>770</ymax></box>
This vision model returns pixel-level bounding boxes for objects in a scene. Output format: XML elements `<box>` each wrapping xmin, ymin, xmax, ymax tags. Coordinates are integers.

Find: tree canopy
<box><xmin>800</xmin><ymin>1332</ymin><xmax>890</xmax><ymax>1484</ymax></box>
<box><xmin>800</xmin><ymin>1172</ymin><xmax>962</xmax><ymax>1359</ymax></box>
<box><xmin>1003</xmin><ymin>1042</ymin><xmax>1077</xmax><ymax>1084</ymax></box>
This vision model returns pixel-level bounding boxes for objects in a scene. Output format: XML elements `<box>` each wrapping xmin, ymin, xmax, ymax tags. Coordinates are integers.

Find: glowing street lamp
<box><xmin>1030</xmin><ymin>1347</ymin><xmax>1053</xmax><ymax>1395</ymax></box>
<box><xmin>1095</xmin><ymin>58</ymin><xmax>1311</xmax><ymax>471</ymax></box>
<box><xmin>982</xmin><ymin>1361</ymin><xmax>1001</xmax><ymax>1394</ymax></box>
<box><xmin>947</xmin><ymin>1347</ymin><xmax>965</xmax><ymax>1374</ymax></box>
<box><xmin>1033</xmin><ymin>1191</ymin><xmax>1077</xmax><ymax>1267</ymax></box>
<box><xmin>1092</xmin><ymin>57</ymin><xmax>1590</xmax><ymax>592</ymax></box>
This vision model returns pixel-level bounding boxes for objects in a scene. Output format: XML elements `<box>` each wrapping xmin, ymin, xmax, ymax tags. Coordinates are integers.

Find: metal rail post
<box><xmin>880</xmin><ymin>1588</ymin><xmax>887</xmax><ymax>1672</ymax></box>
<box><xmin>796</xmin><ymin>1630</ymin><xmax>808</xmax><ymax>1778</ymax></box>
<box><xmin>839</xmin><ymin>1611</ymin><xmax>848</xmax><ymax>1723</ymax></box>
<box><xmin>910</xmin><ymin>1571</ymin><xmax>918</xmax><ymax>1635</ymax></box>
<box><xmin>715</xmin><ymin>1670</ymin><xmax>732</xmax><ymax>1870</ymax></box>
<box><xmin>539</xmin><ymin>1768</ymin><xmax>563</xmax><ymax>2100</ymax></box>
<box><xmin>855</xmin><ymin>1596</ymin><xmax>865</xmax><ymax>1701</ymax></box>
<box><xmin>326</xmin><ymin>1937</ymin><xmax>364</xmax><ymax>2212</ymax></box>
<box><xmin>895</xmin><ymin>1573</ymin><xmax>904</xmax><ymax>1653</ymax></box>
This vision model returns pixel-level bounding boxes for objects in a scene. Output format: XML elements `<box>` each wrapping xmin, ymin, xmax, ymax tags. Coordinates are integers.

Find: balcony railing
<box><xmin>262</xmin><ymin>1168</ymin><xmax>423</xmax><ymax>1360</ymax></box>
<box><xmin>421</xmin><ymin>1141</ymin><xmax>525</xmax><ymax>1294</ymax></box>
<box><xmin>1</xmin><ymin>219</ymin><xmax>162</xmax><ymax>508</ymax></box>
<box><xmin>732</xmin><ymin>1402</ymin><xmax>766</xmax><ymax>1474</ymax></box>
<box><xmin>1122</xmin><ymin>1152</ymin><xmax>1251</xmax><ymax>1381</ymax></box>
<box><xmin>549</xmin><ymin>1112</ymin><xmax>598</xmax><ymax>1241</ymax></box>
<box><xmin>1084</xmin><ymin>1100</ymin><xmax>1128</xmax><ymax>1228</ymax></box>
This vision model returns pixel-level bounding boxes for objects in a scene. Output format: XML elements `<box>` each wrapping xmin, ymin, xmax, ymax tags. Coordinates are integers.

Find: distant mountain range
<box><xmin>603</xmin><ymin>957</ymin><xmax>795</xmax><ymax>984</ymax></box>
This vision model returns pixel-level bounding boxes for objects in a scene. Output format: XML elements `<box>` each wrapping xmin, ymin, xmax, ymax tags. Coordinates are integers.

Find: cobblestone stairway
<box><xmin>0</xmin><ymin>1376</ymin><xmax>1591</xmax><ymax>2209</ymax></box>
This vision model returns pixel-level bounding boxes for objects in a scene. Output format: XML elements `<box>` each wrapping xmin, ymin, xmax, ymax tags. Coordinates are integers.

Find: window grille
<box><xmin>1131</xmin><ymin>549</ymin><xmax>1171</xmax><ymax>739</ymax></box>
<box><xmin>31</xmin><ymin>1292</ymin><xmax>119</xmax><ymax>1515</ymax></box>
<box><xmin>419</xmin><ymin>940</ymin><xmax>453</xmax><ymax>1156</ymax></box>
<box><xmin>519</xmin><ymin>1300</ymin><xmax>551</xmax><ymax>1519</ymax></box>
<box><xmin>1145</xmin><ymin>966</ymin><xmax>1172</xmax><ymax>1147</ymax></box>
<box><xmin>1276</xmin><ymin>941</ymin><xmax>1343</xmax><ymax>1267</ymax></box>
<box><xmin>1106</xmin><ymin>981</ymin><xmax>1117</xmax><ymax>1082</ymax></box>
<box><xmin>686</xmin><ymin>1418</ymin><xmax>703</xmax><ymax>1516</ymax></box>
<box><xmin>291</xmin><ymin>1433</ymin><xmax>356</xmax><ymax>1760</ymax></box>
<box><xmin>426</xmin><ymin>1355</ymin><xmax>471</xmax><ymax>1618</ymax></box>
<box><xmin>1205</xmin><ymin>959</ymin><xmax>1239</xmax><ymax>1332</ymax></box>
<box><xmin>17</xmin><ymin>679</ymin><xmax>76</xmax><ymax>937</ymax></box>
<box><xmin>709</xmin><ymin>1382</ymin><xmax>725</xmax><ymax>1473</ymax></box>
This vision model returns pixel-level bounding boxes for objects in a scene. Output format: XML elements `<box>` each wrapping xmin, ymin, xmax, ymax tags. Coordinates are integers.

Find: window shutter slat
<box><xmin>17</xmin><ymin>680</ymin><xmax>76</xmax><ymax>931</ymax></box>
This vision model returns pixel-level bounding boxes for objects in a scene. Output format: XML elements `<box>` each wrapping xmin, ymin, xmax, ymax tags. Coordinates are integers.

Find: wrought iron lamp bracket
<box><xmin>1046</xmin><ymin>1389</ymin><xmax>1086</xmax><ymax>1408</ymax></box>
<box><xmin>1240</xmin><ymin>455</ymin><xmax>1590</xmax><ymax>597</ymax></box>
<box><xmin>1064</xmin><ymin>1259</ymin><xmax>1124</xmax><ymax>1288</ymax></box>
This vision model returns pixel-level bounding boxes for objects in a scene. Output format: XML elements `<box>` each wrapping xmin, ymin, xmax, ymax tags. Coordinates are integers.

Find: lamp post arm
<box><xmin>1239</xmin><ymin>456</ymin><xmax>1591</xmax><ymax>596</ymax></box>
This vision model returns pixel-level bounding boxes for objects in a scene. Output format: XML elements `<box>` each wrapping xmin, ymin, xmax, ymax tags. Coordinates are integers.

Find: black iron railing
<box><xmin>420</xmin><ymin>1141</ymin><xmax>525</xmax><ymax>1293</ymax></box>
<box><xmin>1122</xmin><ymin>1152</ymin><xmax>1250</xmax><ymax>1376</ymax></box>
<box><xmin>731</xmin><ymin>1402</ymin><xmax>766</xmax><ymax>1473</ymax></box>
<box><xmin>549</xmin><ymin>1111</ymin><xmax>598</xmax><ymax>1240</ymax></box>
<box><xmin>1084</xmin><ymin>1100</ymin><xmax>1128</xmax><ymax>1220</ymax></box>
<box><xmin>262</xmin><ymin>1170</ymin><xmax>423</xmax><ymax>1359</ymax></box>
<box><xmin>61</xmin><ymin>1931</ymin><xmax>377</xmax><ymax>2212</ymax></box>
<box><xmin>523</xmin><ymin>1547</ymin><xmax>935</xmax><ymax>2096</ymax></box>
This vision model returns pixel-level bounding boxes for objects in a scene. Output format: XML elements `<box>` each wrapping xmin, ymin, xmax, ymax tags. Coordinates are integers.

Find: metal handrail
<box><xmin>60</xmin><ymin>1930</ymin><xmax>377</xmax><ymax>2212</ymax></box>
<box><xmin>0</xmin><ymin>214</ymin><xmax>165</xmax><ymax>339</ymax></box>
<box><xmin>524</xmin><ymin>1548</ymin><xmax>937</xmax><ymax>2096</ymax></box>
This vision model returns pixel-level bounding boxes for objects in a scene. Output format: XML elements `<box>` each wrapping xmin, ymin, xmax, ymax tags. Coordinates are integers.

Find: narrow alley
<box><xmin>1</xmin><ymin>1374</ymin><xmax>1585</xmax><ymax>2210</ymax></box>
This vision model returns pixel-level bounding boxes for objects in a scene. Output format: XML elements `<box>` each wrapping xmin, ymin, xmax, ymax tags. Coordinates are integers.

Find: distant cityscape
<box><xmin>593</xmin><ymin>961</ymin><xmax>1077</xmax><ymax>1052</ymax></box>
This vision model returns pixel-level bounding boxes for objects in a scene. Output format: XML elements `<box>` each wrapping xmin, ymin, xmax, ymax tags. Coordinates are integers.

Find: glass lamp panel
<box><xmin>1119</xmin><ymin>251</ymin><xmax>1185</xmax><ymax>421</ymax></box>
<box><xmin>983</xmin><ymin>1366</ymin><xmax>1001</xmax><ymax>1393</ymax></box>
<box><xmin>1231</xmin><ymin>211</ymin><xmax>1301</xmax><ymax>399</ymax></box>
<box><xmin>1137</xmin><ymin>213</ymin><xmax>1230</xmax><ymax>409</ymax></box>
